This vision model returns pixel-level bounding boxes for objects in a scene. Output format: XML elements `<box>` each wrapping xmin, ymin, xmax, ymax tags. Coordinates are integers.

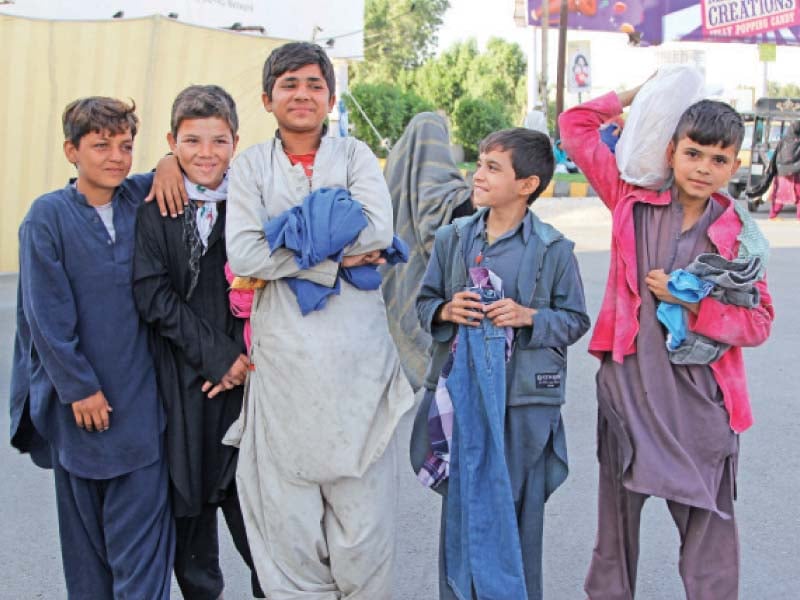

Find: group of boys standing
<box><xmin>10</xmin><ymin>39</ymin><xmax>773</xmax><ymax>600</ymax></box>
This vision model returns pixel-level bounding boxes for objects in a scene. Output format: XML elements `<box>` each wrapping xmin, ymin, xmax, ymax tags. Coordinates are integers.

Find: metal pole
<box><xmin>540</xmin><ymin>0</ymin><xmax>549</xmax><ymax>122</ymax></box>
<box><xmin>554</xmin><ymin>0</ymin><xmax>568</xmax><ymax>139</ymax></box>
<box><xmin>527</xmin><ymin>26</ymin><xmax>539</xmax><ymax>111</ymax></box>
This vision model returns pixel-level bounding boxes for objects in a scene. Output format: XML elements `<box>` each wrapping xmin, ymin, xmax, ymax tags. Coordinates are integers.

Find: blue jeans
<box><xmin>444</xmin><ymin>319</ymin><xmax>527</xmax><ymax>600</ymax></box>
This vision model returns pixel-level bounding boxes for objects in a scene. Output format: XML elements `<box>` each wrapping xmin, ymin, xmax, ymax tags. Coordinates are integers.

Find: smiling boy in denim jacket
<box><xmin>416</xmin><ymin>128</ymin><xmax>590</xmax><ymax>600</ymax></box>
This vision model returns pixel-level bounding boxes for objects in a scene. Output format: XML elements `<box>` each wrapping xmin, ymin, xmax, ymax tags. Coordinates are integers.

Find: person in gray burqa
<box><xmin>381</xmin><ymin>112</ymin><xmax>475</xmax><ymax>390</ymax></box>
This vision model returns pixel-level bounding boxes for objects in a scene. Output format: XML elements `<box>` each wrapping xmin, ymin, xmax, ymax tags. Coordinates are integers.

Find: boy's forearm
<box><xmin>688</xmin><ymin>288</ymin><xmax>774</xmax><ymax>348</ymax></box>
<box><xmin>616</xmin><ymin>84</ymin><xmax>644</xmax><ymax>109</ymax></box>
<box><xmin>558</xmin><ymin>92</ymin><xmax>627</xmax><ymax>209</ymax></box>
<box><xmin>524</xmin><ymin>308</ymin><xmax>591</xmax><ymax>349</ymax></box>
<box><xmin>133</xmin><ymin>251</ymin><xmax>242</xmax><ymax>382</ymax></box>
<box><xmin>416</xmin><ymin>237</ymin><xmax>456</xmax><ymax>341</ymax></box>
<box><xmin>418</xmin><ymin>296</ymin><xmax>456</xmax><ymax>341</ymax></box>
<box><xmin>227</xmin><ymin>230</ymin><xmax>339</xmax><ymax>285</ymax></box>
<box><xmin>226</xmin><ymin>157</ymin><xmax>339</xmax><ymax>285</ymax></box>
<box><xmin>343</xmin><ymin>141</ymin><xmax>394</xmax><ymax>253</ymax></box>
<box><xmin>20</xmin><ymin>226</ymin><xmax>101</xmax><ymax>404</ymax></box>
<box><xmin>517</xmin><ymin>252</ymin><xmax>590</xmax><ymax>350</ymax></box>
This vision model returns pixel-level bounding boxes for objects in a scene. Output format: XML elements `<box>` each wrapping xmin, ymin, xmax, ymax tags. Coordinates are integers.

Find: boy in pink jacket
<box><xmin>560</xmin><ymin>85</ymin><xmax>774</xmax><ymax>599</ymax></box>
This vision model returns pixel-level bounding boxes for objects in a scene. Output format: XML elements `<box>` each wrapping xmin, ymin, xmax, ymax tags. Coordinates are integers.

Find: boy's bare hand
<box><xmin>202</xmin><ymin>354</ymin><xmax>250</xmax><ymax>398</ymax></box>
<box><xmin>145</xmin><ymin>154</ymin><xmax>187</xmax><ymax>218</ymax></box>
<box><xmin>645</xmin><ymin>269</ymin><xmax>671</xmax><ymax>301</ymax></box>
<box><xmin>72</xmin><ymin>390</ymin><xmax>112</xmax><ymax>432</ymax></box>
<box><xmin>341</xmin><ymin>251</ymin><xmax>386</xmax><ymax>268</ymax></box>
<box><xmin>618</xmin><ymin>72</ymin><xmax>656</xmax><ymax>108</ymax></box>
<box><xmin>438</xmin><ymin>291</ymin><xmax>484</xmax><ymax>326</ymax></box>
<box><xmin>485</xmin><ymin>298</ymin><xmax>536</xmax><ymax>328</ymax></box>
<box><xmin>645</xmin><ymin>269</ymin><xmax>699</xmax><ymax>314</ymax></box>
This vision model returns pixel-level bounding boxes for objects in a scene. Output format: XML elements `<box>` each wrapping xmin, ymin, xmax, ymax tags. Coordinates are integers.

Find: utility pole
<box><xmin>540</xmin><ymin>1</ymin><xmax>549</xmax><ymax>122</ymax></box>
<box><xmin>554</xmin><ymin>0</ymin><xmax>568</xmax><ymax>139</ymax></box>
<box><xmin>527</xmin><ymin>27</ymin><xmax>539</xmax><ymax>110</ymax></box>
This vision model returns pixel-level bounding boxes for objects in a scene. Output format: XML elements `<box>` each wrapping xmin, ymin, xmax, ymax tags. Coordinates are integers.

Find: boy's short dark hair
<box><xmin>262</xmin><ymin>42</ymin><xmax>335</xmax><ymax>100</ymax></box>
<box><xmin>62</xmin><ymin>97</ymin><xmax>138</xmax><ymax>147</ymax></box>
<box><xmin>672</xmin><ymin>99</ymin><xmax>745</xmax><ymax>152</ymax></box>
<box><xmin>479</xmin><ymin>128</ymin><xmax>555</xmax><ymax>205</ymax></box>
<box><xmin>170</xmin><ymin>84</ymin><xmax>239</xmax><ymax>137</ymax></box>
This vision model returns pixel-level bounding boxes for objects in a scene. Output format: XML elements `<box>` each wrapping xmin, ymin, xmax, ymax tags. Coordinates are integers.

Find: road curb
<box><xmin>456</xmin><ymin>168</ymin><xmax>596</xmax><ymax>198</ymax></box>
<box><xmin>540</xmin><ymin>180</ymin><xmax>597</xmax><ymax>198</ymax></box>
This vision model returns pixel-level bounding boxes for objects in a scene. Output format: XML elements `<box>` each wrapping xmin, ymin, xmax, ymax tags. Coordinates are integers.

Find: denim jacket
<box><xmin>417</xmin><ymin>208</ymin><xmax>591</xmax><ymax>405</ymax></box>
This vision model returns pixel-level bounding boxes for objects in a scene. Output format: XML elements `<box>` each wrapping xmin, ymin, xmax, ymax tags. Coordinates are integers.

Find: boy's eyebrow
<box><xmin>279</xmin><ymin>75</ymin><xmax>324</xmax><ymax>83</ymax></box>
<box><xmin>95</xmin><ymin>132</ymin><xmax>130</xmax><ymax>141</ymax></box>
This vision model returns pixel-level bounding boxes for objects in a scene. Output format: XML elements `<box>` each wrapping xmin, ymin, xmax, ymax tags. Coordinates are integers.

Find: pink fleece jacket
<box><xmin>559</xmin><ymin>92</ymin><xmax>775</xmax><ymax>433</ymax></box>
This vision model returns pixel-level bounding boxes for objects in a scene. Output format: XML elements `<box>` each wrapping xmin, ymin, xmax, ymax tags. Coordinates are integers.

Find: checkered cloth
<box><xmin>416</xmin><ymin>267</ymin><xmax>514</xmax><ymax>489</ymax></box>
<box><xmin>416</xmin><ymin>354</ymin><xmax>456</xmax><ymax>488</ymax></box>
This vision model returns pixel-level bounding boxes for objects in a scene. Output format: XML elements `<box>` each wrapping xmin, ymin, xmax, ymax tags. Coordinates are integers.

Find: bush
<box><xmin>344</xmin><ymin>82</ymin><xmax>433</xmax><ymax>157</ymax></box>
<box><xmin>452</xmin><ymin>96</ymin><xmax>512</xmax><ymax>160</ymax></box>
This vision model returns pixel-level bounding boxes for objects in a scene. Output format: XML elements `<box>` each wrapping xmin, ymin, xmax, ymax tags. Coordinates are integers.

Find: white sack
<box><xmin>616</xmin><ymin>65</ymin><xmax>706</xmax><ymax>189</ymax></box>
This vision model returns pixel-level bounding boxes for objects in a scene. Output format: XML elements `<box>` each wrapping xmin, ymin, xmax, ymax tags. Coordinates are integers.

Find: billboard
<box><xmin>0</xmin><ymin>0</ymin><xmax>364</xmax><ymax>59</ymax></box>
<box><xmin>526</xmin><ymin>1</ymin><xmax>800</xmax><ymax>46</ymax></box>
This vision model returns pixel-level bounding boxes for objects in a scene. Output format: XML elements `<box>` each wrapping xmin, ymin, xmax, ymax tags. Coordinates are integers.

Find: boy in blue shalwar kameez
<box><xmin>415</xmin><ymin>128</ymin><xmax>591</xmax><ymax>600</ymax></box>
<box><xmin>10</xmin><ymin>97</ymin><xmax>174</xmax><ymax>599</ymax></box>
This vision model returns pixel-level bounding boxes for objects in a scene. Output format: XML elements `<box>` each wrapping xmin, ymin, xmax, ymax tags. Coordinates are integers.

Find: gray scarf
<box><xmin>182</xmin><ymin>174</ymin><xmax>228</xmax><ymax>299</ymax></box>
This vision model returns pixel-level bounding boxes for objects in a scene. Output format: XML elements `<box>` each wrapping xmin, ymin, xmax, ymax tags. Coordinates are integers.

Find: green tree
<box><xmin>465</xmin><ymin>37</ymin><xmax>527</xmax><ymax>123</ymax></box>
<box><xmin>767</xmin><ymin>81</ymin><xmax>800</xmax><ymax>98</ymax></box>
<box><xmin>344</xmin><ymin>82</ymin><xmax>434</xmax><ymax>157</ymax></box>
<box><xmin>452</xmin><ymin>96</ymin><xmax>512</xmax><ymax>160</ymax></box>
<box><xmin>353</xmin><ymin>0</ymin><xmax>450</xmax><ymax>83</ymax></box>
<box><xmin>409</xmin><ymin>38</ymin><xmax>528</xmax><ymax>125</ymax></box>
<box><xmin>412</xmin><ymin>39</ymin><xmax>478</xmax><ymax>115</ymax></box>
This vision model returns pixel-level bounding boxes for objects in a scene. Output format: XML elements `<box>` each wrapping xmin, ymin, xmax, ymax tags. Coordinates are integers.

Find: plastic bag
<box><xmin>615</xmin><ymin>65</ymin><xmax>705</xmax><ymax>189</ymax></box>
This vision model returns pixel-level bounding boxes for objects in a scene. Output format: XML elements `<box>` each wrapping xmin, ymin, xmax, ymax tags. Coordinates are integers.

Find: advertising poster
<box><xmin>567</xmin><ymin>41</ymin><xmax>592</xmax><ymax>94</ymax></box>
<box><xmin>701</xmin><ymin>0</ymin><xmax>798</xmax><ymax>38</ymax></box>
<box><xmin>526</xmin><ymin>0</ymin><xmax>800</xmax><ymax>46</ymax></box>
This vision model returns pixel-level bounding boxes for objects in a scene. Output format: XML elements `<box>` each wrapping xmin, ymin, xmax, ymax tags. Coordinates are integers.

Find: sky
<box><xmin>435</xmin><ymin>0</ymin><xmax>800</xmax><ymax>110</ymax></box>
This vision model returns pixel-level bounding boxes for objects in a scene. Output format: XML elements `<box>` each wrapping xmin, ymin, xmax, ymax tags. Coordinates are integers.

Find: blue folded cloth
<box><xmin>656</xmin><ymin>270</ymin><xmax>714</xmax><ymax>350</ymax></box>
<box><xmin>264</xmin><ymin>187</ymin><xmax>408</xmax><ymax>315</ymax></box>
<box><xmin>600</xmin><ymin>122</ymin><xmax>621</xmax><ymax>153</ymax></box>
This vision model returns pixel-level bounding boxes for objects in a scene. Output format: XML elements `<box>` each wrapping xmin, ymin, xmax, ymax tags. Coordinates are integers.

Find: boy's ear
<box><xmin>328</xmin><ymin>94</ymin><xmax>337</xmax><ymax>112</ymax></box>
<box><xmin>666</xmin><ymin>139</ymin><xmax>676</xmax><ymax>168</ymax></box>
<box><xmin>262</xmin><ymin>92</ymin><xmax>273</xmax><ymax>113</ymax></box>
<box><xmin>63</xmin><ymin>140</ymin><xmax>78</xmax><ymax>166</ymax></box>
<box><xmin>166</xmin><ymin>131</ymin><xmax>178</xmax><ymax>153</ymax></box>
<box><xmin>232</xmin><ymin>134</ymin><xmax>240</xmax><ymax>154</ymax></box>
<box><xmin>520</xmin><ymin>175</ymin><xmax>540</xmax><ymax>197</ymax></box>
<box><xmin>730</xmin><ymin>156</ymin><xmax>741</xmax><ymax>176</ymax></box>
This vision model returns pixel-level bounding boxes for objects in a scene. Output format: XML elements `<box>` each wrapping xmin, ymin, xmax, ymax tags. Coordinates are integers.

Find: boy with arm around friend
<box><xmin>132</xmin><ymin>84</ymin><xmax>263</xmax><ymax>599</ymax></box>
<box><xmin>11</xmin><ymin>97</ymin><xmax>174</xmax><ymax>600</ymax></box>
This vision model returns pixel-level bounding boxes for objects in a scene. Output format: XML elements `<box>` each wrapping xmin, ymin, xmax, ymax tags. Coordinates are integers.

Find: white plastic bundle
<box><xmin>615</xmin><ymin>65</ymin><xmax>706</xmax><ymax>189</ymax></box>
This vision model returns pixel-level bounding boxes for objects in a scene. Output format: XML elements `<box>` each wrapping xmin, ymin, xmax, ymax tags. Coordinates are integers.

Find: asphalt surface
<box><xmin>1</xmin><ymin>198</ymin><xmax>798</xmax><ymax>599</ymax></box>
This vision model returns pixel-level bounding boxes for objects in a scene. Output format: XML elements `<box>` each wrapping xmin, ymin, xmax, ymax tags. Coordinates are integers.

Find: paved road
<box><xmin>1</xmin><ymin>198</ymin><xmax>798</xmax><ymax>599</ymax></box>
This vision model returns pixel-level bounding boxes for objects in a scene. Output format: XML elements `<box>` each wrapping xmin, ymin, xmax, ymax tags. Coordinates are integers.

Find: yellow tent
<box><xmin>0</xmin><ymin>14</ymin><xmax>287</xmax><ymax>271</ymax></box>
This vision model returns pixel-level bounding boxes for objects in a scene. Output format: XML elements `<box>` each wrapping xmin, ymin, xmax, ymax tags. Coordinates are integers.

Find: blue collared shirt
<box><xmin>464</xmin><ymin>210</ymin><xmax>533</xmax><ymax>303</ymax></box>
<box><xmin>15</xmin><ymin>174</ymin><xmax>165</xmax><ymax>478</ymax></box>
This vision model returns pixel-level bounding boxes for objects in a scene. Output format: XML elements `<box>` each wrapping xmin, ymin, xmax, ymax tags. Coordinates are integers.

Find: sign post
<box><xmin>758</xmin><ymin>42</ymin><xmax>777</xmax><ymax>98</ymax></box>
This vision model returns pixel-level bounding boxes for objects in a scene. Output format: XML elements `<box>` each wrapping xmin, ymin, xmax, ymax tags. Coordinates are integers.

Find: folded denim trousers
<box><xmin>445</xmin><ymin>319</ymin><xmax>527</xmax><ymax>600</ymax></box>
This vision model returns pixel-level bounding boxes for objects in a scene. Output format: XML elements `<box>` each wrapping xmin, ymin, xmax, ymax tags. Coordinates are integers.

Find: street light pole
<box><xmin>540</xmin><ymin>0</ymin><xmax>549</xmax><ymax>122</ymax></box>
<box><xmin>554</xmin><ymin>0</ymin><xmax>568</xmax><ymax>139</ymax></box>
